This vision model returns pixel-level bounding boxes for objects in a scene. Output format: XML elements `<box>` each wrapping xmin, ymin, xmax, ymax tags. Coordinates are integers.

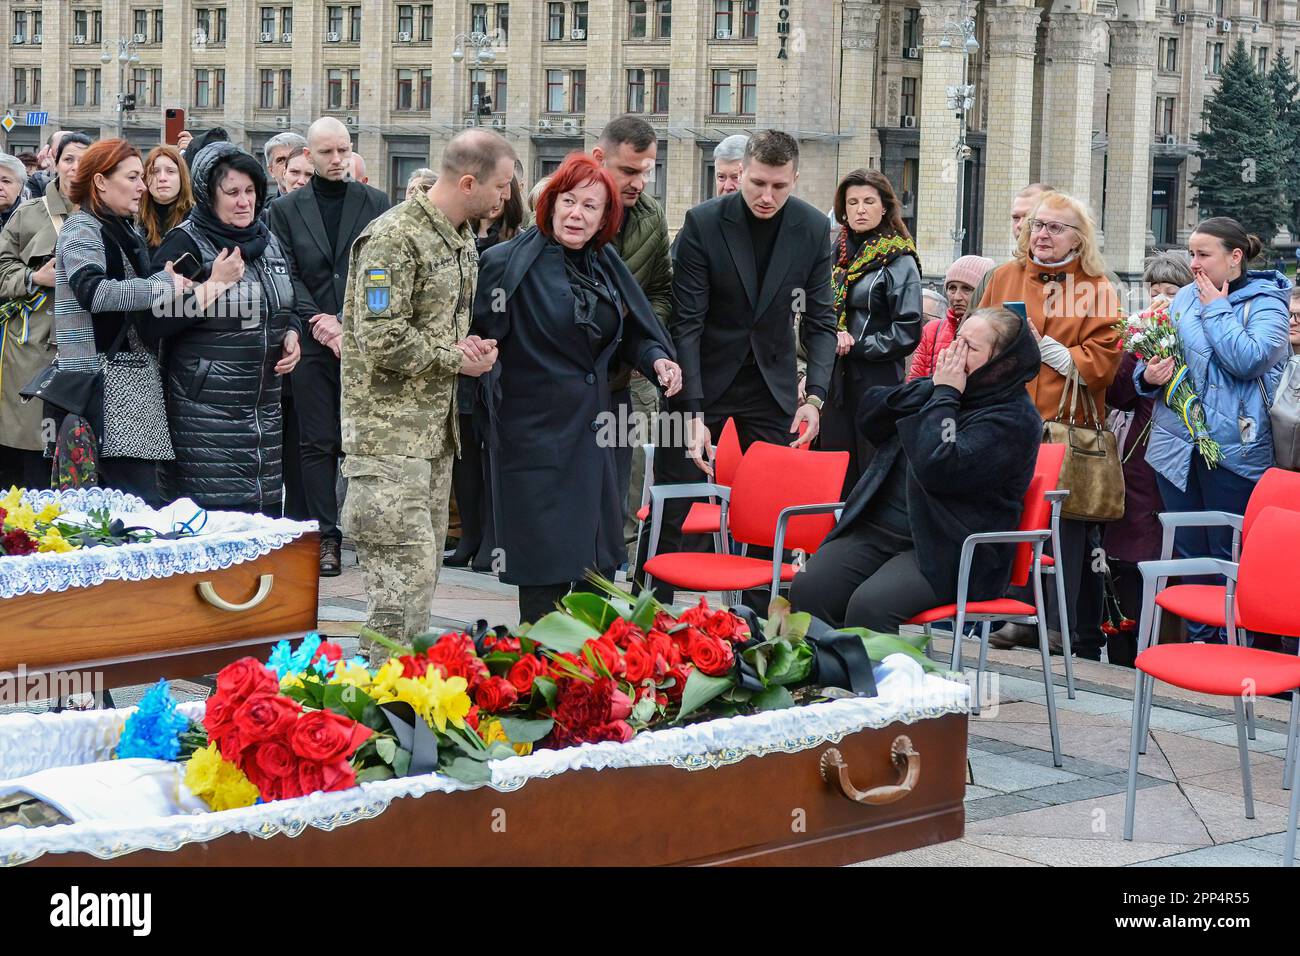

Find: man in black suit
<box><xmin>267</xmin><ymin>116</ymin><xmax>390</xmax><ymax>575</ymax></box>
<box><xmin>648</xmin><ymin>130</ymin><xmax>837</xmax><ymax>598</ymax></box>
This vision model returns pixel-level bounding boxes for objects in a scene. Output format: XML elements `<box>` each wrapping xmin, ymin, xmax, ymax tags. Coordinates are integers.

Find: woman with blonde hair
<box><xmin>137</xmin><ymin>145</ymin><xmax>194</xmax><ymax>251</ymax></box>
<box><xmin>978</xmin><ymin>189</ymin><xmax>1122</xmax><ymax>661</ymax></box>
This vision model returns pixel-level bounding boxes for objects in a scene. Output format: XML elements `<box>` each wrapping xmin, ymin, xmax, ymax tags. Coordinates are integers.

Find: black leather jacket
<box><xmin>843</xmin><ymin>252</ymin><xmax>923</xmax><ymax>366</ymax></box>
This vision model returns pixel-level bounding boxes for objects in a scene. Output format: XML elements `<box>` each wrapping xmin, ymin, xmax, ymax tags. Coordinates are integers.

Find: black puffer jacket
<box><xmin>152</xmin><ymin>143</ymin><xmax>296</xmax><ymax>512</ymax></box>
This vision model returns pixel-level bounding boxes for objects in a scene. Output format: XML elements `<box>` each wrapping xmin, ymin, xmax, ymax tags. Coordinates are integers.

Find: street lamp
<box><xmin>100</xmin><ymin>37</ymin><xmax>141</xmax><ymax>138</ymax></box>
<box><xmin>936</xmin><ymin>6</ymin><xmax>979</xmax><ymax>262</ymax></box>
<box><xmin>450</xmin><ymin>31</ymin><xmax>497</xmax><ymax>121</ymax></box>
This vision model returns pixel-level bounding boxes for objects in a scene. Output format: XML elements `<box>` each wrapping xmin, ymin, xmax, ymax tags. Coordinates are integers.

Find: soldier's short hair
<box><xmin>597</xmin><ymin>115</ymin><xmax>656</xmax><ymax>154</ymax></box>
<box><xmin>744</xmin><ymin>130</ymin><xmax>799</xmax><ymax>172</ymax></box>
<box><xmin>441</xmin><ymin>129</ymin><xmax>517</xmax><ymax>186</ymax></box>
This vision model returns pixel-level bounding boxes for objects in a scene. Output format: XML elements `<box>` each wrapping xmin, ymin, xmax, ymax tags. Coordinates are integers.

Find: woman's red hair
<box><xmin>535</xmin><ymin>152</ymin><xmax>623</xmax><ymax>248</ymax></box>
<box><xmin>67</xmin><ymin>138</ymin><xmax>142</xmax><ymax>218</ymax></box>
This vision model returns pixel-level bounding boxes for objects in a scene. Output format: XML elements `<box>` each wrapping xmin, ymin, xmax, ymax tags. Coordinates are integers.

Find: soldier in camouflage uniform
<box><xmin>340</xmin><ymin>130</ymin><xmax>517</xmax><ymax>655</ymax></box>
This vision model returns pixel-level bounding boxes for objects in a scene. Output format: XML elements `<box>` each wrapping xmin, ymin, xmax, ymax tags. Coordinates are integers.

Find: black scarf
<box><xmin>561</xmin><ymin>242</ymin><xmax>620</xmax><ymax>349</ymax></box>
<box><xmin>96</xmin><ymin>212</ymin><xmax>152</xmax><ymax>278</ymax></box>
<box><xmin>189</xmin><ymin>203</ymin><xmax>271</xmax><ymax>261</ymax></box>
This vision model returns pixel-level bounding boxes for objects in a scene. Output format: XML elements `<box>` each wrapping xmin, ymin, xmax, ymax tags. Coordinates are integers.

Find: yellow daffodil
<box><xmin>4</xmin><ymin>503</ymin><xmax>37</xmax><ymax>533</ymax></box>
<box><xmin>368</xmin><ymin>658</ymin><xmax>405</xmax><ymax>701</ymax></box>
<box><xmin>330</xmin><ymin>660</ymin><xmax>373</xmax><ymax>691</ymax></box>
<box><xmin>480</xmin><ymin>718</ymin><xmax>533</xmax><ymax>757</ymax></box>
<box><xmin>35</xmin><ymin>503</ymin><xmax>62</xmax><ymax>523</ymax></box>
<box><xmin>421</xmin><ymin>667</ymin><xmax>471</xmax><ymax>734</ymax></box>
<box><xmin>371</xmin><ymin>663</ymin><xmax>471</xmax><ymax>733</ymax></box>
<box><xmin>36</xmin><ymin>527</ymin><xmax>76</xmax><ymax>554</ymax></box>
<box><xmin>279</xmin><ymin>671</ymin><xmax>305</xmax><ymax>691</ymax></box>
<box><xmin>184</xmin><ymin>743</ymin><xmax>259</xmax><ymax>811</ymax></box>
<box><xmin>0</xmin><ymin>486</ymin><xmax>22</xmax><ymax>512</ymax></box>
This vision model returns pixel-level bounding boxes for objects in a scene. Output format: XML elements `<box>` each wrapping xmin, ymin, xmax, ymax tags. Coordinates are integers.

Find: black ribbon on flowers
<box><xmin>1038</xmin><ymin>272</ymin><xmax>1067</xmax><ymax>284</ymax></box>
<box><xmin>467</xmin><ymin>618</ymin><xmax>513</xmax><ymax>656</ymax></box>
<box><xmin>724</xmin><ymin>605</ymin><xmax>769</xmax><ymax>694</ymax></box>
<box><xmin>379</xmin><ymin>701</ymin><xmax>440</xmax><ymax>776</ymax></box>
<box><xmin>802</xmin><ymin>615</ymin><xmax>879</xmax><ymax>698</ymax></box>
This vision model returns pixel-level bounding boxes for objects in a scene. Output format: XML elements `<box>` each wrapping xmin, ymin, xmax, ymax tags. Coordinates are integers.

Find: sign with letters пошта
<box><xmin>777</xmin><ymin>0</ymin><xmax>791</xmax><ymax>58</ymax></box>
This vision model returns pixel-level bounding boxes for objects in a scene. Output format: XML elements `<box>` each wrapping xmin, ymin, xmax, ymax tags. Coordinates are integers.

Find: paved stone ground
<box><xmin>9</xmin><ymin>550</ymin><xmax>1297</xmax><ymax>866</ymax></box>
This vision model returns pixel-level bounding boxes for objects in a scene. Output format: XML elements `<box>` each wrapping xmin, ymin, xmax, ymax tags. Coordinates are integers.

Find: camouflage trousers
<box><xmin>341</xmin><ymin>452</ymin><xmax>454</xmax><ymax>661</ymax></box>
<box><xmin>623</xmin><ymin>373</ymin><xmax>660</xmax><ymax>549</ymax></box>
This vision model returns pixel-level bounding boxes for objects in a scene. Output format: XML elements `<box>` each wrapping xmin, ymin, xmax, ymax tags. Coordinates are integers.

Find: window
<box><xmin>327</xmin><ymin>68</ymin><xmax>344</xmax><ymax>108</ymax></box>
<box><xmin>349</xmin><ymin>6</ymin><xmax>362</xmax><ymax>42</ymax></box>
<box><xmin>901</xmin><ymin>76</ymin><xmax>917</xmax><ymax>119</ymax></box>
<box><xmin>279</xmin><ymin>69</ymin><xmax>292</xmax><ymax>108</ymax></box>
<box><xmin>396</xmin><ymin>69</ymin><xmax>414</xmax><ymax>109</ymax></box>
<box><xmin>92</xmin><ymin>68</ymin><xmax>101</xmax><ymax>105</ymax></box>
<box><xmin>260</xmin><ymin>69</ymin><xmax>275</xmax><ymax>108</ymax></box>
<box><xmin>1257</xmin><ymin>45</ymin><xmax>1269</xmax><ymax>72</ymax></box>
<box><xmin>713</xmin><ymin>0</ymin><xmax>731</xmax><ymax>37</ymax></box>
<box><xmin>1158</xmin><ymin>96</ymin><xmax>1176</xmax><ymax>135</ymax></box>
<box><xmin>74</xmin><ymin>9</ymin><xmax>88</xmax><ymax>38</ymax></box>
<box><xmin>1160</xmin><ymin>36</ymin><xmax>1178</xmax><ymax>72</ymax></box>
<box><xmin>653</xmin><ymin>68</ymin><xmax>670</xmax><ymax>113</ymax></box>
<box><xmin>397</xmin><ymin>5</ymin><xmax>413</xmax><ymax>35</ymax></box>
<box><xmin>627</xmin><ymin>69</ymin><xmax>646</xmax><ymax>112</ymax></box>
<box><xmin>548</xmin><ymin>3</ymin><xmax>564</xmax><ymax>40</ymax></box>
<box><xmin>1215</xmin><ymin>0</ymin><xmax>1224</xmax><ymax>17</ymax></box>
<box><xmin>711</xmin><ymin>69</ymin><xmax>731</xmax><ymax>113</ymax></box>
<box><xmin>196</xmin><ymin>8</ymin><xmax>210</xmax><ymax>37</ymax></box>
<box><xmin>574</xmin><ymin>2</ymin><xmax>589</xmax><ymax>34</ymax></box>
<box><xmin>261</xmin><ymin>7</ymin><xmax>275</xmax><ymax>34</ymax></box>
<box><xmin>741</xmin><ymin>0</ymin><xmax>758</xmax><ymax>38</ymax></box>
<box><xmin>349</xmin><ymin>68</ymin><xmax>360</xmax><ymax>109</ymax></box>
<box><xmin>629</xmin><ymin>1</ymin><xmax>648</xmax><ymax>38</ymax></box>
<box><xmin>469</xmin><ymin>68</ymin><xmax>488</xmax><ymax>110</ymax></box>
<box><xmin>739</xmin><ymin>68</ymin><xmax>756</xmax><ymax>114</ymax></box>
<box><xmin>494</xmin><ymin>69</ymin><xmax>508</xmax><ymax>109</ymax></box>
<box><xmin>154</xmin><ymin>9</ymin><xmax>164</xmax><ymax>42</ymax></box>
<box><xmin>1207</xmin><ymin>41</ymin><xmax>1224</xmax><ymax>75</ymax></box>
<box><xmin>74</xmin><ymin>69</ymin><xmax>88</xmax><ymax>106</ymax></box>
<box><xmin>195</xmin><ymin>69</ymin><xmax>210</xmax><ymax>107</ymax></box>
<box><xmin>281</xmin><ymin>6</ymin><xmax>292</xmax><ymax>36</ymax></box>
<box><xmin>328</xmin><ymin>6</ymin><xmax>343</xmax><ymax>36</ymax></box>
<box><xmin>546</xmin><ymin>69</ymin><xmax>565</xmax><ymax>110</ymax></box>
<box><xmin>152</xmin><ymin>69</ymin><xmax>162</xmax><ymax>106</ymax></box>
<box><xmin>32</xmin><ymin>10</ymin><xmax>42</xmax><ymax>40</ymax></box>
<box><xmin>133</xmin><ymin>67</ymin><xmax>148</xmax><ymax>104</ymax></box>
<box><xmin>1263</xmin><ymin>0</ymin><xmax>1271</xmax><ymax>20</ymax></box>
<box><xmin>32</xmin><ymin>67</ymin><xmax>40</xmax><ymax>104</ymax></box>
<box><xmin>92</xmin><ymin>10</ymin><xmax>102</xmax><ymax>42</ymax></box>
<box><xmin>656</xmin><ymin>0</ymin><xmax>671</xmax><ymax>37</ymax></box>
<box><xmin>421</xmin><ymin>5</ymin><xmax>433</xmax><ymax>40</ymax></box>
<box><xmin>571</xmin><ymin>69</ymin><xmax>586</xmax><ymax>111</ymax></box>
<box><xmin>134</xmin><ymin>9</ymin><xmax>149</xmax><ymax>38</ymax></box>
<box><xmin>902</xmin><ymin>7</ymin><xmax>920</xmax><ymax>51</ymax></box>
<box><xmin>215</xmin><ymin>68</ymin><xmax>225</xmax><ymax>106</ymax></box>
<box><xmin>419</xmin><ymin>69</ymin><xmax>432</xmax><ymax>110</ymax></box>
<box><xmin>472</xmin><ymin>3</ymin><xmax>488</xmax><ymax>33</ymax></box>
<box><xmin>13</xmin><ymin>11</ymin><xmax>26</xmax><ymax>37</ymax></box>
<box><xmin>391</xmin><ymin>155</ymin><xmax>425</xmax><ymax>205</ymax></box>
<box><xmin>215</xmin><ymin>8</ymin><xmax>226</xmax><ymax>42</ymax></box>
<box><xmin>12</xmin><ymin>69</ymin><xmax>25</xmax><ymax>105</ymax></box>
<box><xmin>496</xmin><ymin>4</ymin><xmax>509</xmax><ymax>42</ymax></box>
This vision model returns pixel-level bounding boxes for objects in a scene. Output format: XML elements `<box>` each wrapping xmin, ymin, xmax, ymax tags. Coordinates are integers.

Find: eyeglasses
<box><xmin>1028</xmin><ymin>218</ymin><xmax>1080</xmax><ymax>238</ymax></box>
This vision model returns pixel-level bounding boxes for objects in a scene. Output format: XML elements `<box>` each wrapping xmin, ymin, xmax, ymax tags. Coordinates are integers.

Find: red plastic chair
<box><xmin>1132</xmin><ymin>468</ymin><xmax>1300</xmax><ymax>766</ymax></box>
<box><xmin>903</xmin><ymin>443</ymin><xmax>1069</xmax><ymax>766</ymax></box>
<box><xmin>642</xmin><ymin>441</ymin><xmax>849</xmax><ymax>606</ymax></box>
<box><xmin>680</xmin><ymin>418</ymin><xmax>742</xmax><ymax>552</ymax></box>
<box><xmin>1122</xmin><ymin>507</ymin><xmax>1300</xmax><ymax>865</ymax></box>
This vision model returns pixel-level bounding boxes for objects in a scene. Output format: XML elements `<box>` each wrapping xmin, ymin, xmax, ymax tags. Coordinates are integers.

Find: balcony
<box><xmin>463</xmin><ymin>110</ymin><xmax>507</xmax><ymax>129</ymax></box>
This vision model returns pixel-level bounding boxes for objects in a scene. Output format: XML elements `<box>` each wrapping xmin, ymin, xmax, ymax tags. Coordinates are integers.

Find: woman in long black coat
<box><xmin>471</xmin><ymin>153</ymin><xmax>682</xmax><ymax>624</ymax></box>
<box><xmin>790</xmin><ymin>307</ymin><xmax>1043</xmax><ymax>632</ymax></box>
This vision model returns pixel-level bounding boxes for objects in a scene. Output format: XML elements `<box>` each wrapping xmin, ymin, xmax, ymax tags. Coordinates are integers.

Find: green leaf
<box><xmin>525</xmin><ymin>611</ymin><xmax>600</xmax><ymax>654</ymax></box>
<box><xmin>375</xmin><ymin>737</ymin><xmax>397</xmax><ymax>764</ymax></box>
<box><xmin>862</xmin><ymin>634</ymin><xmax>944</xmax><ymax>674</ymax></box>
<box><xmin>561</xmin><ymin>592</ymin><xmax>621</xmax><ymax>632</ymax></box>
<box><xmin>783</xmin><ymin>611</ymin><xmax>812</xmax><ymax>642</ymax></box>
<box><xmin>354</xmin><ymin>765</ymin><xmax>395</xmax><ymax>783</ymax></box>
<box><xmin>412</xmin><ymin>630</ymin><xmax>446</xmax><ymax>655</ymax></box>
<box><xmin>763</xmin><ymin>597</ymin><xmax>791</xmax><ymax>639</ymax></box>
<box><xmin>360</xmin><ymin>702</ymin><xmax>388</xmax><ymax>732</ymax></box>
<box><xmin>496</xmin><ymin>716</ymin><xmax>555</xmax><ymax>744</ymax></box>
<box><xmin>675</xmin><ymin>670</ymin><xmax>733</xmax><ymax>722</ymax></box>
<box><xmin>752</xmin><ymin>685</ymin><xmax>796</xmax><ymax>711</ymax></box>
<box><xmin>630</xmin><ymin>694</ymin><xmax>657</xmax><ymax>724</ymax></box>
<box><xmin>440</xmin><ymin>756</ymin><xmax>491</xmax><ymax>784</ymax></box>
<box><xmin>630</xmin><ymin>589</ymin><xmax>660</xmax><ymax>630</ymax></box>
<box><xmin>392</xmin><ymin>748</ymin><xmax>412</xmax><ymax>778</ymax></box>
<box><xmin>533</xmin><ymin>675</ymin><xmax>558</xmax><ymax>709</ymax></box>
<box><xmin>360</xmin><ymin>625</ymin><xmax>414</xmax><ymax>658</ymax></box>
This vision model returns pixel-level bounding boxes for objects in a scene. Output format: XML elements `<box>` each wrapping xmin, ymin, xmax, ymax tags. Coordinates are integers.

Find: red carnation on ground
<box><xmin>0</xmin><ymin>529</ymin><xmax>37</xmax><ymax>556</ymax></box>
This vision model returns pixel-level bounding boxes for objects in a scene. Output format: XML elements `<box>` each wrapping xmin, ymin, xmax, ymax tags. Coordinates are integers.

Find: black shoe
<box><xmin>319</xmin><ymin>538</ymin><xmax>342</xmax><ymax>577</ymax></box>
<box><xmin>444</xmin><ymin>539</ymin><xmax>480</xmax><ymax>568</ymax></box>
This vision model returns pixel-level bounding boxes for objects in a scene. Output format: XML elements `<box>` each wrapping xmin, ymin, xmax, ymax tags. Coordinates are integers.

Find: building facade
<box><xmin>1</xmin><ymin>0</ymin><xmax>1291</xmax><ymax>280</ymax></box>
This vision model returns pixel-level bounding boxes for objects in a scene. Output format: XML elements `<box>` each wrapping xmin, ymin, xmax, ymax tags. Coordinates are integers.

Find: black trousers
<box><xmin>292</xmin><ymin>351</ymin><xmax>343</xmax><ymax>543</ymax></box>
<box><xmin>450</xmin><ymin>412</ymin><xmax>496</xmax><ymax>566</ymax></box>
<box><xmin>99</xmin><ymin>456</ymin><xmax>162</xmax><ymax>508</ymax></box>
<box><xmin>817</xmin><ymin>358</ymin><xmax>902</xmax><ymax>498</ymax></box>
<box><xmin>281</xmin><ymin>383</ymin><xmax>307</xmax><ymax>521</ymax></box>
<box><xmin>0</xmin><ymin>446</ymin><xmax>49</xmax><ymax>490</ymax></box>
<box><xmin>518</xmin><ymin>568</ymin><xmax>616</xmax><ymax>627</ymax></box>
<box><xmin>788</xmin><ymin>522</ymin><xmax>940</xmax><ymax>633</ymax></box>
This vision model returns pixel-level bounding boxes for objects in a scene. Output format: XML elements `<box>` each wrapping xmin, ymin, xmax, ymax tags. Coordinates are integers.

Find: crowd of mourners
<box><xmin>1</xmin><ymin>118</ymin><xmax>1296</xmax><ymax>664</ymax></box>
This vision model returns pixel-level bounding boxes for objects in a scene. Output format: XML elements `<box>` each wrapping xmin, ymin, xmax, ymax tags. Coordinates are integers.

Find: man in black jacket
<box><xmin>649</xmin><ymin>130</ymin><xmax>837</xmax><ymax>599</ymax></box>
<box><xmin>267</xmin><ymin>116</ymin><xmax>390</xmax><ymax>575</ymax></box>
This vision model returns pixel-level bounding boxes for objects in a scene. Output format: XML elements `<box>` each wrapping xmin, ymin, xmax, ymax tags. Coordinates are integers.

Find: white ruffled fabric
<box><xmin>0</xmin><ymin>489</ymin><xmax>316</xmax><ymax>599</ymax></box>
<box><xmin>0</xmin><ymin>656</ymin><xmax>968</xmax><ymax>865</ymax></box>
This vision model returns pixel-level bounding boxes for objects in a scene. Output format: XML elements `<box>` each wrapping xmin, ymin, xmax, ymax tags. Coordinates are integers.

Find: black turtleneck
<box><xmin>1227</xmin><ymin>272</ymin><xmax>1250</xmax><ymax>295</ymax></box>
<box><xmin>743</xmin><ymin>199</ymin><xmax>785</xmax><ymax>291</ymax></box>
<box><xmin>313</xmin><ymin>175</ymin><xmax>348</xmax><ymax>244</ymax></box>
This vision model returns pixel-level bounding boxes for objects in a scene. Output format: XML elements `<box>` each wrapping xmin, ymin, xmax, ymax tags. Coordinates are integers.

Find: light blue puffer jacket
<box><xmin>1137</xmin><ymin>270</ymin><xmax>1291</xmax><ymax>491</ymax></box>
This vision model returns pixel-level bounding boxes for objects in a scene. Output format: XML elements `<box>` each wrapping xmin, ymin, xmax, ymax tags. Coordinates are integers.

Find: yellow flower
<box><xmin>36</xmin><ymin>503</ymin><xmax>62</xmax><ymax>523</ymax></box>
<box><xmin>0</xmin><ymin>486</ymin><xmax>22</xmax><ymax>513</ymax></box>
<box><xmin>371</xmin><ymin>663</ymin><xmax>471</xmax><ymax>734</ymax></box>
<box><xmin>480</xmin><ymin>718</ymin><xmax>533</xmax><ymax>757</ymax></box>
<box><xmin>36</xmin><ymin>527</ymin><xmax>76</xmax><ymax>553</ymax></box>
<box><xmin>279</xmin><ymin>672</ymin><xmax>305</xmax><ymax>692</ymax></box>
<box><xmin>368</xmin><ymin>658</ymin><xmax>405</xmax><ymax>701</ymax></box>
<box><xmin>185</xmin><ymin>743</ymin><xmax>259</xmax><ymax>812</ymax></box>
<box><xmin>329</xmin><ymin>660</ymin><xmax>373</xmax><ymax>691</ymax></box>
<box><xmin>5</xmin><ymin>503</ymin><xmax>37</xmax><ymax>533</ymax></box>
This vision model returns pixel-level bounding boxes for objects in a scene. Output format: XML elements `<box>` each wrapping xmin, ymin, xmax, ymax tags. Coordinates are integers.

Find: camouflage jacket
<box><xmin>340</xmin><ymin>188</ymin><xmax>477</xmax><ymax>460</ymax></box>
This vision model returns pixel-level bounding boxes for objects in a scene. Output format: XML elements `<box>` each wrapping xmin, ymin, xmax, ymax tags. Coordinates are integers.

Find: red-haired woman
<box><xmin>137</xmin><ymin>145</ymin><xmax>195</xmax><ymax>251</ymax></box>
<box><xmin>52</xmin><ymin>138</ymin><xmax>234</xmax><ymax>504</ymax></box>
<box><xmin>471</xmin><ymin>151</ymin><xmax>682</xmax><ymax>624</ymax></box>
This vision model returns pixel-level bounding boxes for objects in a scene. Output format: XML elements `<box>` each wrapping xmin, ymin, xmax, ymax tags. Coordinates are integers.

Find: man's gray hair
<box><xmin>922</xmin><ymin>288</ymin><xmax>949</xmax><ymax>311</ymax></box>
<box><xmin>713</xmin><ymin>134</ymin><xmax>750</xmax><ymax>165</ymax></box>
<box><xmin>0</xmin><ymin>152</ymin><xmax>27</xmax><ymax>188</ymax></box>
<box><xmin>263</xmin><ymin>132</ymin><xmax>307</xmax><ymax>167</ymax></box>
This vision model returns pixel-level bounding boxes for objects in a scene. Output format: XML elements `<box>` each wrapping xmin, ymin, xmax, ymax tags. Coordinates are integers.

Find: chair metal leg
<box><xmin>1233</xmin><ymin>696</ymin><xmax>1256</xmax><ymax>820</ymax></box>
<box><xmin>950</xmin><ymin>614</ymin><xmax>964</xmax><ymax>677</ymax></box>
<box><xmin>1033</xmin><ymin>572</ymin><xmax>1062</xmax><ymax>767</ymax></box>
<box><xmin>1124</xmin><ymin>668</ymin><xmax>1146</xmax><ymax>841</ymax></box>
<box><xmin>1138</xmin><ymin>605</ymin><xmax>1164</xmax><ymax>755</ymax></box>
<box><xmin>1050</xmin><ymin>566</ymin><xmax>1076</xmax><ymax>699</ymax></box>
<box><xmin>923</xmin><ymin>623</ymin><xmax>934</xmax><ymax>661</ymax></box>
<box><xmin>1286</xmin><ymin>722</ymin><xmax>1300</xmax><ymax>866</ymax></box>
<box><xmin>974</xmin><ymin>621</ymin><xmax>991</xmax><ymax>716</ymax></box>
<box><xmin>1247</xmin><ymin>700</ymin><xmax>1257</xmax><ymax>741</ymax></box>
<box><xmin>1284</xmin><ymin>692</ymin><xmax>1299</xmax><ymax>792</ymax></box>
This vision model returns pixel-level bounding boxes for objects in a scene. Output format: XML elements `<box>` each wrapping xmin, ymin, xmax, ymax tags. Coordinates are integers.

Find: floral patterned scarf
<box><xmin>831</xmin><ymin>228</ymin><xmax>920</xmax><ymax>331</ymax></box>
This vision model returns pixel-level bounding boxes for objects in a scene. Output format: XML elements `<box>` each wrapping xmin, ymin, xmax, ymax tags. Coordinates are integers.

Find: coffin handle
<box><xmin>198</xmin><ymin>574</ymin><xmax>275</xmax><ymax>613</ymax></box>
<box><xmin>820</xmin><ymin>736</ymin><xmax>919</xmax><ymax>805</ymax></box>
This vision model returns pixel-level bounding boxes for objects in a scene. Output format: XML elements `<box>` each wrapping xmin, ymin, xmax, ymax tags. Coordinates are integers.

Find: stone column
<box><xmin>914</xmin><ymin>0</ymin><xmax>967</xmax><ymax>277</ymax></box>
<box><xmin>1104</xmin><ymin>19</ymin><xmax>1158</xmax><ymax>281</ymax></box>
<box><xmin>1039</xmin><ymin>11</ymin><xmax>1100</xmax><ymax>205</ymax></box>
<box><xmin>290</xmin><ymin>0</ymin><xmax>325</xmax><ymax>123</ymax></box>
<box><xmin>837</xmin><ymin>0</ymin><xmax>883</xmax><ymax>178</ymax></box>
<box><xmin>664</xmin><ymin>0</ymin><xmax>707</xmax><ymax>233</ymax></box>
<box><xmin>359</xmin><ymin>0</ymin><xmax>388</xmax><ymax>193</ymax></box>
<box><xmin>979</xmin><ymin>3</ymin><xmax>1041</xmax><ymax>261</ymax></box>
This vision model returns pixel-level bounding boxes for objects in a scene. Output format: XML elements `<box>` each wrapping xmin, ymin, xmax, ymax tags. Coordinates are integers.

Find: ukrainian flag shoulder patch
<box><xmin>364</xmin><ymin>268</ymin><xmax>390</xmax><ymax>314</ymax></box>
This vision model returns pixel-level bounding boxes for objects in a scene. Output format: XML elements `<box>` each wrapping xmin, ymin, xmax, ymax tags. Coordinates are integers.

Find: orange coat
<box><xmin>976</xmin><ymin>257</ymin><xmax>1121</xmax><ymax>425</ymax></box>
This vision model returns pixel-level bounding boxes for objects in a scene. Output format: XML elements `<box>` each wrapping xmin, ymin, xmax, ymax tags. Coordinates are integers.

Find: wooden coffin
<box><xmin>0</xmin><ymin>534</ymin><xmax>319</xmax><ymax>695</ymax></box>
<box><xmin>27</xmin><ymin>712</ymin><xmax>967</xmax><ymax>867</ymax></box>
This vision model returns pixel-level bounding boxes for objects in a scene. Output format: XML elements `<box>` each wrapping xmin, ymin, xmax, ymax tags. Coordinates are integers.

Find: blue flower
<box><xmin>116</xmin><ymin>679</ymin><xmax>191</xmax><ymax>761</ymax></box>
<box><xmin>266</xmin><ymin>632</ymin><xmax>323</xmax><ymax>678</ymax></box>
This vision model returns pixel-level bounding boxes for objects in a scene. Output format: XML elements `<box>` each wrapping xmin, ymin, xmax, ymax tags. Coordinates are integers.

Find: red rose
<box><xmin>652</xmin><ymin>611</ymin><xmax>677</xmax><ymax>632</ymax></box>
<box><xmin>215</xmin><ymin>657</ymin><xmax>280</xmax><ymax>705</ymax></box>
<box><xmin>204</xmin><ymin>691</ymin><xmax>238</xmax><ymax>740</ymax></box>
<box><xmin>663</xmin><ymin>663</ymin><xmax>694</xmax><ymax>703</ymax></box>
<box><xmin>298</xmin><ymin>760</ymin><xmax>325</xmax><ymax>796</ymax></box>
<box><xmin>483</xmin><ymin>635</ymin><xmax>522</xmax><ymax>655</ymax></box>
<box><xmin>290</xmin><ymin>709</ymin><xmax>371</xmax><ymax>762</ymax></box>
<box><xmin>688</xmin><ymin>632</ymin><xmax>735</xmax><ymax>676</ymax></box>
<box><xmin>320</xmin><ymin>758</ymin><xmax>356</xmax><ymax>792</ymax></box>
<box><xmin>0</xmin><ymin>507</ymin><xmax>6</xmax><ymax>525</ymax></box>
<box><xmin>622</xmin><ymin>639</ymin><xmax>655</xmax><ymax>684</ymax></box>
<box><xmin>609</xmin><ymin>687</ymin><xmax>633</xmax><ymax>721</ymax></box>
<box><xmin>465</xmin><ymin>705</ymin><xmax>480</xmax><ymax>730</ymax></box>
<box><xmin>676</xmin><ymin>598</ymin><xmax>712</xmax><ymax>628</ymax></box>
<box><xmin>547</xmin><ymin>676</ymin><xmax>616</xmax><ymax>747</ymax></box>
<box><xmin>646</xmin><ymin>630</ymin><xmax>679</xmax><ymax>670</ymax></box>
<box><xmin>399</xmin><ymin>652</ymin><xmax>434</xmax><ymax>678</ymax></box>
<box><xmin>248</xmin><ymin>740</ymin><xmax>300</xmax><ymax>800</ymax></box>
<box><xmin>0</xmin><ymin>530</ymin><xmax>37</xmax><ymax>556</ymax></box>
<box><xmin>427</xmin><ymin>633</ymin><xmax>490</xmax><ymax>688</ymax></box>
<box><xmin>592</xmin><ymin>720</ymin><xmax>635</xmax><ymax>743</ymax></box>
<box><xmin>507</xmin><ymin>654</ymin><xmax>545</xmax><ymax>695</ymax></box>
<box><xmin>704</xmin><ymin>610</ymin><xmax>749</xmax><ymax>644</ymax></box>
<box><xmin>232</xmin><ymin>692</ymin><xmax>302</xmax><ymax>747</ymax></box>
<box><xmin>312</xmin><ymin>641</ymin><xmax>344</xmax><ymax>665</ymax></box>
<box><xmin>584</xmin><ymin>635</ymin><xmax>625</xmax><ymax>678</ymax></box>
<box><xmin>474</xmin><ymin>676</ymin><xmax>519</xmax><ymax>712</ymax></box>
<box><xmin>602</xmin><ymin>618</ymin><xmax>645</xmax><ymax>649</ymax></box>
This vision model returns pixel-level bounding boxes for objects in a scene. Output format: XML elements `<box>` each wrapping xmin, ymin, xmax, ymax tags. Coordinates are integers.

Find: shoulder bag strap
<box><xmin>43</xmin><ymin>193</ymin><xmax>66</xmax><ymax>237</ymax></box>
<box><xmin>1240</xmin><ymin>300</ymin><xmax>1274</xmax><ymax>409</ymax></box>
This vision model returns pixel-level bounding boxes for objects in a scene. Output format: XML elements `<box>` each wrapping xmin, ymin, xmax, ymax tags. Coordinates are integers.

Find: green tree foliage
<box><xmin>1267</xmin><ymin>49</ymin><xmax>1300</xmax><ymax>237</ymax></box>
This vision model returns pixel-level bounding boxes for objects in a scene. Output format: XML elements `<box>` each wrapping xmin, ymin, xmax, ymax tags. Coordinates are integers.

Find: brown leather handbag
<box><xmin>1042</xmin><ymin>369</ymin><xmax>1126</xmax><ymax>522</ymax></box>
